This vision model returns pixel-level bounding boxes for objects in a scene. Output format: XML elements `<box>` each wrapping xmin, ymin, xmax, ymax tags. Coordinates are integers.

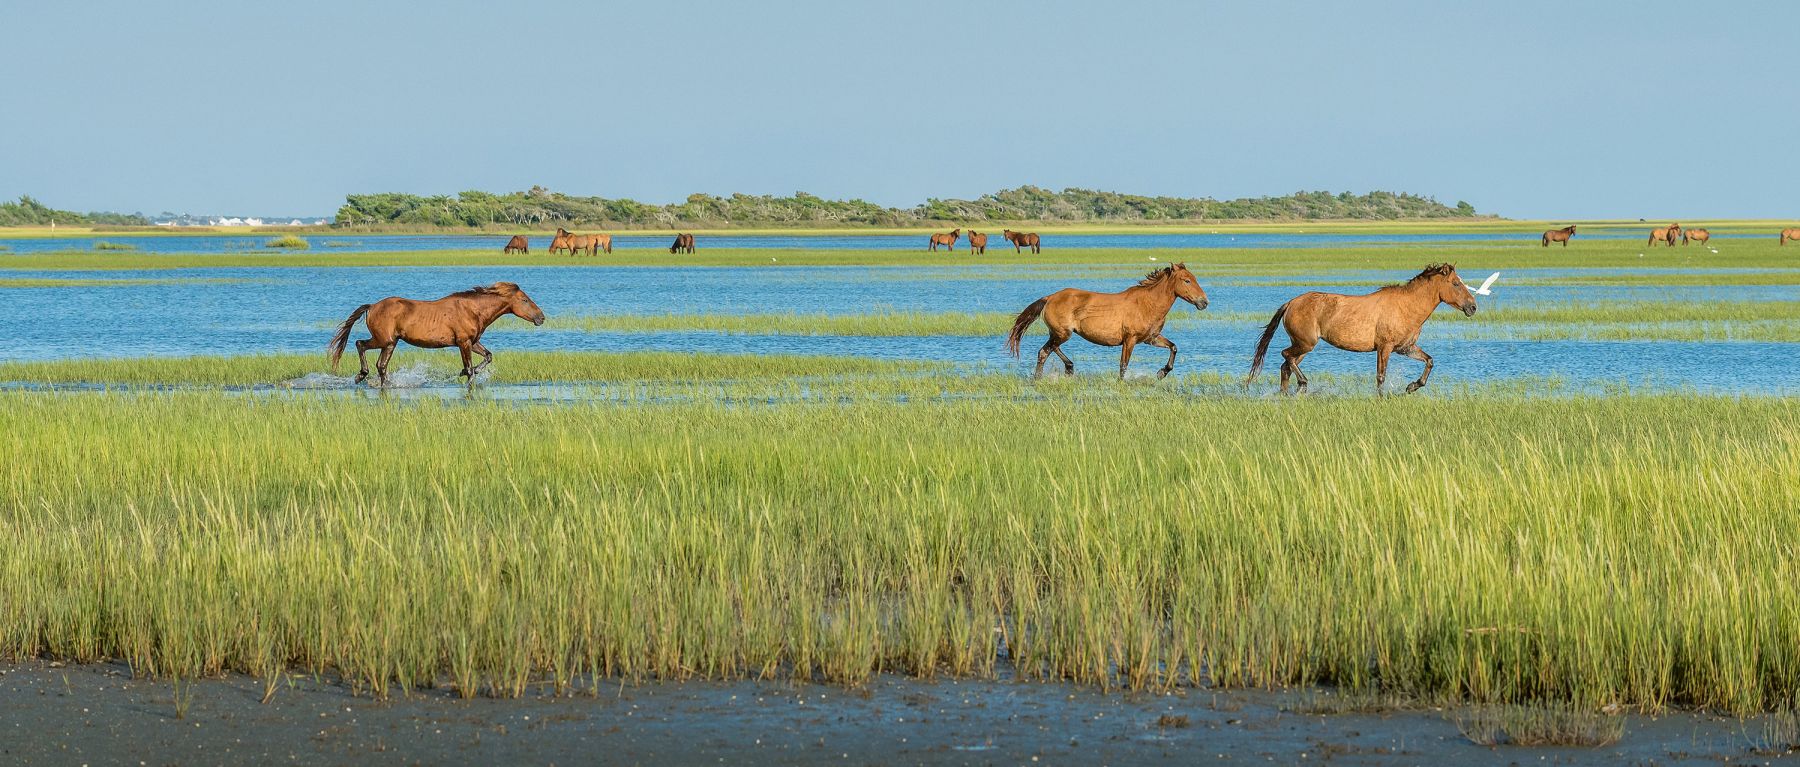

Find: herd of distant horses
<box><xmin>504</xmin><ymin>227</ymin><xmax>1044</xmax><ymax>255</ymax></box>
<box><xmin>1546</xmin><ymin>223</ymin><xmax>1800</xmax><ymax>247</ymax></box>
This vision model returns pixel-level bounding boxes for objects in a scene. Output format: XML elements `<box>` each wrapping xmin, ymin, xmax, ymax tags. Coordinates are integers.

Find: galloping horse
<box><xmin>1542</xmin><ymin>225</ymin><xmax>1576</xmax><ymax>247</ymax></box>
<box><xmin>968</xmin><ymin>231</ymin><xmax>988</xmax><ymax>254</ymax></box>
<box><xmin>1247</xmin><ymin>264</ymin><xmax>1477</xmax><ymax>395</ymax></box>
<box><xmin>1648</xmin><ymin>223</ymin><xmax>1682</xmax><ymax>247</ymax></box>
<box><xmin>1682</xmin><ymin>228</ymin><xmax>1711</xmax><ymax>246</ymax></box>
<box><xmin>1003</xmin><ymin>230</ymin><xmax>1041</xmax><ymax>253</ymax></box>
<box><xmin>1783</xmin><ymin>228</ymin><xmax>1800</xmax><ymax>246</ymax></box>
<box><xmin>328</xmin><ymin>282</ymin><xmax>546</xmax><ymax>387</ymax></box>
<box><xmin>928</xmin><ymin>228</ymin><xmax>960</xmax><ymax>251</ymax></box>
<box><xmin>548</xmin><ymin>231</ymin><xmax>574</xmax><ymax>255</ymax></box>
<box><xmin>1007</xmin><ymin>263</ymin><xmax>1208</xmax><ymax>379</ymax></box>
<box><xmin>669</xmin><ymin>233</ymin><xmax>695</xmax><ymax>254</ymax></box>
<box><xmin>503</xmin><ymin>235</ymin><xmax>530</xmax><ymax>254</ymax></box>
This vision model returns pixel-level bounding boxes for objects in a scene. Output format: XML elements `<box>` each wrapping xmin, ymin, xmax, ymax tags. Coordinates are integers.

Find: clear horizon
<box><xmin>6</xmin><ymin>0</ymin><xmax>1796</xmax><ymax>220</ymax></box>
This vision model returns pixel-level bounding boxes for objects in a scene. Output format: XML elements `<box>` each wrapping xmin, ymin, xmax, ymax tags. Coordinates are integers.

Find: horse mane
<box><xmin>450</xmin><ymin>282</ymin><xmax>520</xmax><ymax>298</ymax></box>
<box><xmin>1380</xmin><ymin>263</ymin><xmax>1456</xmax><ymax>291</ymax></box>
<box><xmin>1134</xmin><ymin>263</ymin><xmax>1187</xmax><ymax>288</ymax></box>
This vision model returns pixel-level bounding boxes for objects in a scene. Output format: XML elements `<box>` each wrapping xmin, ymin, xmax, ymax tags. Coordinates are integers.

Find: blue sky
<box><xmin>5</xmin><ymin>0</ymin><xmax>1796</xmax><ymax>218</ymax></box>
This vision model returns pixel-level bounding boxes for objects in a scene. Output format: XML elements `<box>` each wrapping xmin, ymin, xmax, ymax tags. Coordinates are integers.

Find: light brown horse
<box><xmin>554</xmin><ymin>227</ymin><xmax>611</xmax><ymax>256</ymax></box>
<box><xmin>1784</xmin><ymin>228</ymin><xmax>1800</xmax><ymax>246</ymax></box>
<box><xmin>1648</xmin><ymin>223</ymin><xmax>1681</xmax><ymax>246</ymax></box>
<box><xmin>503</xmin><ymin>235</ymin><xmax>530</xmax><ymax>254</ymax></box>
<box><xmin>928</xmin><ymin>228</ymin><xmax>960</xmax><ymax>251</ymax></box>
<box><xmin>669</xmin><ymin>233</ymin><xmax>695</xmax><ymax>254</ymax></box>
<box><xmin>1007</xmin><ymin>263</ymin><xmax>1208</xmax><ymax>379</ymax></box>
<box><xmin>1003</xmin><ymin>229</ymin><xmax>1041</xmax><ymax>253</ymax></box>
<box><xmin>328</xmin><ymin>282</ymin><xmax>546</xmax><ymax>387</ymax></box>
<box><xmin>1247</xmin><ymin>264</ymin><xmax>1477</xmax><ymax>395</ymax></box>
<box><xmin>968</xmin><ymin>231</ymin><xmax>988</xmax><ymax>254</ymax></box>
<box><xmin>548</xmin><ymin>231</ymin><xmax>574</xmax><ymax>255</ymax></box>
<box><xmin>1541</xmin><ymin>225</ymin><xmax>1576</xmax><ymax>247</ymax></box>
<box><xmin>1681</xmin><ymin>228</ymin><xmax>1711</xmax><ymax>246</ymax></box>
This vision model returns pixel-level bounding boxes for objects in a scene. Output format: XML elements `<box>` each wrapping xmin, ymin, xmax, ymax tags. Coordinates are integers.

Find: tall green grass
<box><xmin>2</xmin><ymin>386</ymin><xmax>1797</xmax><ymax>712</ymax></box>
<box><xmin>263</xmin><ymin>234</ymin><xmax>310</xmax><ymax>249</ymax></box>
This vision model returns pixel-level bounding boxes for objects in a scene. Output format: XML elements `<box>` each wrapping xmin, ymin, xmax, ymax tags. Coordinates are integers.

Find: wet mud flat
<box><xmin>1</xmin><ymin>661</ymin><xmax>1788</xmax><ymax>765</ymax></box>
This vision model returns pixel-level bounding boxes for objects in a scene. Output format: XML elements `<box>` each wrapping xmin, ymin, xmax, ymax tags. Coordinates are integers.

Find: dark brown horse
<box><xmin>1541</xmin><ymin>225</ymin><xmax>1576</xmax><ymax>247</ymax></box>
<box><xmin>1784</xmin><ymin>228</ymin><xmax>1800</xmax><ymax>246</ymax></box>
<box><xmin>1007</xmin><ymin>263</ymin><xmax>1208</xmax><ymax>379</ymax></box>
<box><xmin>968</xmin><ymin>231</ymin><xmax>988</xmax><ymax>254</ymax></box>
<box><xmin>669</xmin><ymin>233</ymin><xmax>695</xmax><ymax>254</ymax></box>
<box><xmin>503</xmin><ymin>235</ymin><xmax>530</xmax><ymax>254</ymax></box>
<box><xmin>328</xmin><ymin>282</ymin><xmax>546</xmax><ymax>387</ymax></box>
<box><xmin>1648</xmin><ymin>223</ymin><xmax>1681</xmax><ymax>247</ymax></box>
<box><xmin>1247</xmin><ymin>264</ymin><xmax>1477</xmax><ymax>395</ymax></box>
<box><xmin>1003</xmin><ymin>229</ymin><xmax>1041</xmax><ymax>253</ymax></box>
<box><xmin>1682</xmin><ymin>228</ymin><xmax>1711</xmax><ymax>246</ymax></box>
<box><xmin>928</xmin><ymin>229</ymin><xmax>960</xmax><ymax>251</ymax></box>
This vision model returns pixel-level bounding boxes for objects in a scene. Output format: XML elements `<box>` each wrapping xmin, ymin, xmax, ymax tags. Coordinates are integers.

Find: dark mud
<box><xmin>0</xmin><ymin>661</ymin><xmax>1788</xmax><ymax>765</ymax></box>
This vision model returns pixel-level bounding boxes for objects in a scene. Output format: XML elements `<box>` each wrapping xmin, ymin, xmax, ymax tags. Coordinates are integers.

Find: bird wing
<box><xmin>1475</xmin><ymin>272</ymin><xmax>1500</xmax><ymax>295</ymax></box>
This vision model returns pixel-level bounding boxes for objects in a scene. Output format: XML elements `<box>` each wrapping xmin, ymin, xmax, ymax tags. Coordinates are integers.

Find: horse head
<box><xmin>491</xmin><ymin>282</ymin><xmax>546</xmax><ymax>326</ymax></box>
<box><xmin>1422</xmin><ymin>264</ymin><xmax>1477</xmax><ymax>316</ymax></box>
<box><xmin>1168</xmin><ymin>263</ymin><xmax>1208</xmax><ymax>310</ymax></box>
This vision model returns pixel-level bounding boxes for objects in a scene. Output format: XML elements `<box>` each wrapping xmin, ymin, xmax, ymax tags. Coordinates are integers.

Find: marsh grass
<box><xmin>263</xmin><ymin>235</ymin><xmax>310</xmax><ymax>249</ymax></box>
<box><xmin>90</xmin><ymin>241</ymin><xmax>137</xmax><ymax>251</ymax></box>
<box><xmin>2</xmin><ymin>380</ymin><xmax>1798</xmax><ymax>713</ymax></box>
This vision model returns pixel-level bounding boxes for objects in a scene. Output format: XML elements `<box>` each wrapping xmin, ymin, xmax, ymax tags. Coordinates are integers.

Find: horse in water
<box><xmin>1007</xmin><ymin>263</ymin><xmax>1208</xmax><ymax>379</ymax></box>
<box><xmin>503</xmin><ymin>235</ymin><xmax>530</xmax><ymax>254</ymax></box>
<box><xmin>1682</xmin><ymin>228</ymin><xmax>1711</xmax><ymax>246</ymax></box>
<box><xmin>1648</xmin><ymin>223</ymin><xmax>1681</xmax><ymax>247</ymax></box>
<box><xmin>328</xmin><ymin>282</ymin><xmax>546</xmax><ymax>387</ymax></box>
<box><xmin>1247</xmin><ymin>264</ymin><xmax>1477</xmax><ymax>395</ymax></box>
<box><xmin>1542</xmin><ymin>225</ymin><xmax>1576</xmax><ymax>247</ymax></box>
<box><xmin>1784</xmin><ymin>228</ymin><xmax>1800</xmax><ymax>246</ymax></box>
<box><xmin>968</xmin><ymin>231</ymin><xmax>988</xmax><ymax>254</ymax></box>
<box><xmin>1003</xmin><ymin>230</ymin><xmax>1041</xmax><ymax>253</ymax></box>
<box><xmin>928</xmin><ymin>229</ymin><xmax>960</xmax><ymax>251</ymax></box>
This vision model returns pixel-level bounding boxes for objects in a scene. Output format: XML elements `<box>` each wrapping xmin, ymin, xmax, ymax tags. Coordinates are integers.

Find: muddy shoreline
<box><xmin>3</xmin><ymin>661</ymin><xmax>1790</xmax><ymax>765</ymax></box>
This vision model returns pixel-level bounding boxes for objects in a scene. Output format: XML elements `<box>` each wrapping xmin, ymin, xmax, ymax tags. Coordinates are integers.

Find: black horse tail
<box><xmin>327</xmin><ymin>304</ymin><xmax>371</xmax><ymax>373</ymax></box>
<box><xmin>1006</xmin><ymin>298</ymin><xmax>1048</xmax><ymax>357</ymax></box>
<box><xmin>1246</xmin><ymin>301</ymin><xmax>1291</xmax><ymax>384</ymax></box>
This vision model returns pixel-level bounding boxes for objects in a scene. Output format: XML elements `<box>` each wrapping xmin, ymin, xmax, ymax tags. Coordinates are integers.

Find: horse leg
<box><xmin>1375</xmin><ymin>346</ymin><xmax>1393</xmax><ymax>395</ymax></box>
<box><xmin>1118</xmin><ymin>337</ymin><xmax>1138</xmax><ymax>380</ymax></box>
<box><xmin>1401</xmin><ymin>345</ymin><xmax>1434</xmax><ymax>394</ymax></box>
<box><xmin>456</xmin><ymin>342</ymin><xmax>475</xmax><ymax>380</ymax></box>
<box><xmin>353</xmin><ymin>339</ymin><xmax>372</xmax><ymax>384</ymax></box>
<box><xmin>470</xmin><ymin>341</ymin><xmax>495</xmax><ymax>375</ymax></box>
<box><xmin>1146</xmin><ymin>333</ymin><xmax>1177</xmax><ymax>379</ymax></box>
<box><xmin>1035</xmin><ymin>329</ymin><xmax>1073</xmax><ymax>378</ymax></box>
<box><xmin>376</xmin><ymin>344</ymin><xmax>396</xmax><ymax>387</ymax></box>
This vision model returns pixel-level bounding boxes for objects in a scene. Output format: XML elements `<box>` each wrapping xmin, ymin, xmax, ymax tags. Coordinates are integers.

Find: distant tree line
<box><xmin>333</xmin><ymin>186</ymin><xmax>1481</xmax><ymax>229</ymax></box>
<box><xmin>0</xmin><ymin>196</ymin><xmax>147</xmax><ymax>226</ymax></box>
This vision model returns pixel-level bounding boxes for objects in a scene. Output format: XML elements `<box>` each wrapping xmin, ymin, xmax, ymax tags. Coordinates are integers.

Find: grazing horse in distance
<box><xmin>328</xmin><ymin>282</ymin><xmax>547</xmax><ymax>387</ymax></box>
<box><xmin>669</xmin><ymin>233</ymin><xmax>695</xmax><ymax>254</ymax></box>
<box><xmin>928</xmin><ymin>228</ymin><xmax>960</xmax><ymax>251</ymax></box>
<box><xmin>1007</xmin><ymin>263</ymin><xmax>1209</xmax><ymax>379</ymax></box>
<box><xmin>1783</xmin><ymin>228</ymin><xmax>1800</xmax><ymax>246</ymax></box>
<box><xmin>1682</xmin><ymin>228</ymin><xmax>1711</xmax><ymax>246</ymax></box>
<box><xmin>548</xmin><ymin>230</ymin><xmax>574</xmax><ymax>255</ymax></box>
<box><xmin>1247</xmin><ymin>264</ymin><xmax>1477</xmax><ymax>395</ymax></box>
<box><xmin>1648</xmin><ymin>223</ymin><xmax>1681</xmax><ymax>247</ymax></box>
<box><xmin>503</xmin><ymin>235</ymin><xmax>530</xmax><ymax>254</ymax></box>
<box><xmin>1003</xmin><ymin>229</ymin><xmax>1041</xmax><ymax>253</ymax></box>
<box><xmin>968</xmin><ymin>231</ymin><xmax>988</xmax><ymax>254</ymax></box>
<box><xmin>1542</xmin><ymin>225</ymin><xmax>1576</xmax><ymax>247</ymax></box>
<box><xmin>558</xmin><ymin>228</ymin><xmax>610</xmax><ymax>256</ymax></box>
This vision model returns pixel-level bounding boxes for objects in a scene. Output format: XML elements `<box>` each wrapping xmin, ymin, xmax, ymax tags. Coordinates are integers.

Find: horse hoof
<box><xmin>1405</xmin><ymin>383</ymin><xmax>1424</xmax><ymax>394</ymax></box>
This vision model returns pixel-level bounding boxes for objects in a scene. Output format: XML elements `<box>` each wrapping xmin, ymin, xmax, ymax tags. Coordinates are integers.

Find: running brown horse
<box><xmin>327</xmin><ymin>282</ymin><xmax>546</xmax><ymax>387</ymax></box>
<box><xmin>548</xmin><ymin>230</ymin><xmax>574</xmax><ymax>255</ymax></box>
<box><xmin>669</xmin><ymin>233</ymin><xmax>695</xmax><ymax>254</ymax></box>
<box><xmin>503</xmin><ymin>235</ymin><xmax>530</xmax><ymax>254</ymax></box>
<box><xmin>928</xmin><ymin>228</ymin><xmax>960</xmax><ymax>251</ymax></box>
<box><xmin>1648</xmin><ymin>223</ymin><xmax>1681</xmax><ymax>247</ymax></box>
<box><xmin>1007</xmin><ymin>263</ymin><xmax>1208</xmax><ymax>379</ymax></box>
<box><xmin>1541</xmin><ymin>225</ymin><xmax>1576</xmax><ymax>247</ymax></box>
<box><xmin>1003</xmin><ymin>230</ymin><xmax>1041</xmax><ymax>253</ymax></box>
<box><xmin>1784</xmin><ymin>228</ymin><xmax>1800</xmax><ymax>246</ymax></box>
<box><xmin>1682</xmin><ymin>227</ymin><xmax>1711</xmax><ymax>246</ymax></box>
<box><xmin>968</xmin><ymin>231</ymin><xmax>988</xmax><ymax>254</ymax></box>
<box><xmin>1247</xmin><ymin>264</ymin><xmax>1477</xmax><ymax>395</ymax></box>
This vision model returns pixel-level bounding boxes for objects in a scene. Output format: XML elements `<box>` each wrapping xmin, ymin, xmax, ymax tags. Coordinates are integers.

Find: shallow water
<box><xmin>0</xmin><ymin>229</ymin><xmax>1767</xmax><ymax>255</ymax></box>
<box><xmin>4</xmin><ymin>264</ymin><xmax>1798</xmax><ymax>393</ymax></box>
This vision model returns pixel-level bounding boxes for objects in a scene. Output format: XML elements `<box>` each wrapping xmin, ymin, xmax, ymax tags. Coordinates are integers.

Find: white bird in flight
<box><xmin>1470</xmin><ymin>272</ymin><xmax>1500</xmax><ymax>296</ymax></box>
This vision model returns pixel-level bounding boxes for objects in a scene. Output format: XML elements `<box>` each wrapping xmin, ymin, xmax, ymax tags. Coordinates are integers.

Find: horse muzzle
<box><xmin>532</xmin><ymin>316</ymin><xmax>546</xmax><ymax>326</ymax></box>
<box><xmin>1462</xmin><ymin>304</ymin><xmax>1477</xmax><ymax>317</ymax></box>
<box><xmin>1189</xmin><ymin>297</ymin><xmax>1209</xmax><ymax>311</ymax></box>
